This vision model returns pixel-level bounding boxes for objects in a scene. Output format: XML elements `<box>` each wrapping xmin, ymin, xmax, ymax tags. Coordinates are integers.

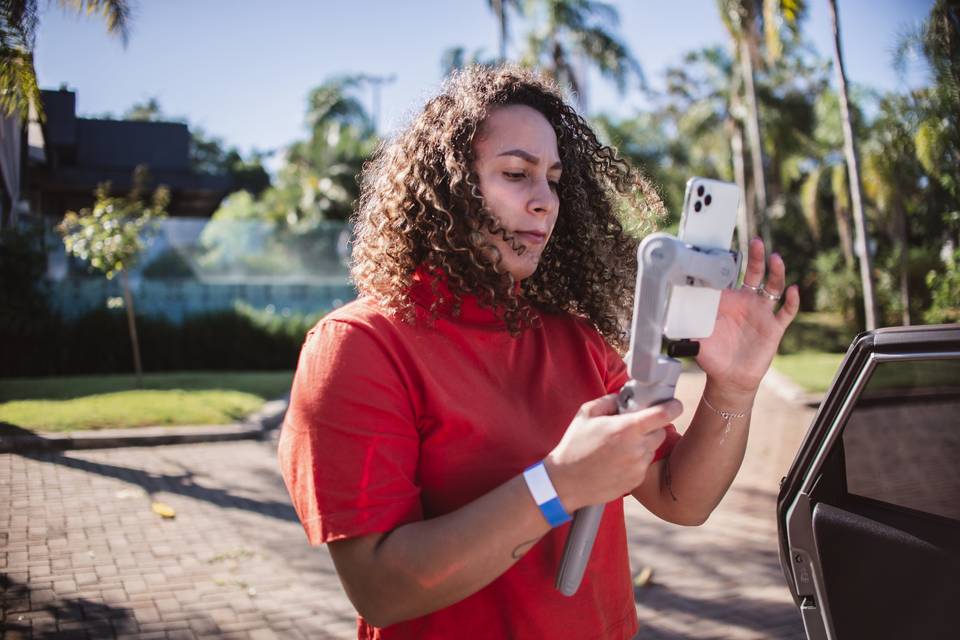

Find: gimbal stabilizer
<box><xmin>556</xmin><ymin>232</ymin><xmax>741</xmax><ymax>596</ymax></box>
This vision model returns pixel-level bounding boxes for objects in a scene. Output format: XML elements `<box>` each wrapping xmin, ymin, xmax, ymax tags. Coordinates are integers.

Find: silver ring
<box><xmin>741</xmin><ymin>282</ymin><xmax>762</xmax><ymax>294</ymax></box>
<box><xmin>759</xmin><ymin>286</ymin><xmax>782</xmax><ymax>302</ymax></box>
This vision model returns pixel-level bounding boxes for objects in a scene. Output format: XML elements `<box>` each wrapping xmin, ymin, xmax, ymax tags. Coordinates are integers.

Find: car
<box><xmin>776</xmin><ymin>323</ymin><xmax>960</xmax><ymax>640</ymax></box>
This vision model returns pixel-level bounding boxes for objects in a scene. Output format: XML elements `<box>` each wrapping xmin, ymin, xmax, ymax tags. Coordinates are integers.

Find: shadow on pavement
<box><xmin>634</xmin><ymin>582</ymin><xmax>802</xmax><ymax>637</ymax></box>
<box><xmin>16</xmin><ymin>449</ymin><xmax>299</xmax><ymax>524</ymax></box>
<box><xmin>1</xmin><ymin>573</ymin><xmax>135</xmax><ymax>637</ymax></box>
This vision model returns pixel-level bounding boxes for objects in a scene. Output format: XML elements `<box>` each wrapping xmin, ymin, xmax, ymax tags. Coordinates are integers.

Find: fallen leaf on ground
<box><xmin>151</xmin><ymin>501</ymin><xmax>176</xmax><ymax>519</ymax></box>
<box><xmin>633</xmin><ymin>566</ymin><xmax>654</xmax><ymax>588</ymax></box>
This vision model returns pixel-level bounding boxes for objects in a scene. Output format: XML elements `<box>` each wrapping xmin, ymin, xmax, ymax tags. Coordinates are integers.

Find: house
<box><xmin>0</xmin><ymin>87</ymin><xmax>231</xmax><ymax>229</ymax></box>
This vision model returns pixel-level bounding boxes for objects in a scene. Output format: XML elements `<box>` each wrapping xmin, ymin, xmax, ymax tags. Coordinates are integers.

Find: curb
<box><xmin>0</xmin><ymin>397</ymin><xmax>288</xmax><ymax>454</ymax></box>
<box><xmin>761</xmin><ymin>367</ymin><xmax>823</xmax><ymax>408</ymax></box>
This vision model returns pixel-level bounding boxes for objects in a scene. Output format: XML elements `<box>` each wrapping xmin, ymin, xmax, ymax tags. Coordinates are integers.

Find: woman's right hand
<box><xmin>544</xmin><ymin>394</ymin><xmax>683</xmax><ymax>512</ymax></box>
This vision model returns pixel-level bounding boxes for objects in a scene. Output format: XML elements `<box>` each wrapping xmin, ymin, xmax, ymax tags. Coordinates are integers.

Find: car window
<box><xmin>840</xmin><ymin>358</ymin><xmax>960</xmax><ymax>522</ymax></box>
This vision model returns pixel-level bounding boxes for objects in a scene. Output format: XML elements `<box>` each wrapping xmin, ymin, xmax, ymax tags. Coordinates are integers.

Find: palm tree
<box><xmin>894</xmin><ymin>0</ymin><xmax>960</xmax><ymax>217</ymax></box>
<box><xmin>486</xmin><ymin>0</ymin><xmax>523</xmax><ymax>62</ymax></box>
<box><xmin>717</xmin><ymin>0</ymin><xmax>806</xmax><ymax>250</ymax></box>
<box><xmin>518</xmin><ymin>0</ymin><xmax>644</xmax><ymax>112</ymax></box>
<box><xmin>828</xmin><ymin>0</ymin><xmax>878</xmax><ymax>329</ymax></box>
<box><xmin>659</xmin><ymin>45</ymin><xmax>753</xmax><ymax>254</ymax></box>
<box><xmin>285</xmin><ymin>77</ymin><xmax>378</xmax><ymax>224</ymax></box>
<box><xmin>0</xmin><ymin>0</ymin><xmax>131</xmax><ymax>121</ymax></box>
<box><xmin>440</xmin><ymin>46</ymin><xmax>497</xmax><ymax>76</ymax></box>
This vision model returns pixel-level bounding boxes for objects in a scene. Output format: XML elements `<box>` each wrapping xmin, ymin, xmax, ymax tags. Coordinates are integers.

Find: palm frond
<box><xmin>57</xmin><ymin>0</ymin><xmax>132</xmax><ymax>45</ymax></box>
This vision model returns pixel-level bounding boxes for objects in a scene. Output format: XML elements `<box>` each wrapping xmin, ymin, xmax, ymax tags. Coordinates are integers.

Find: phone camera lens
<box><xmin>705</xmin><ymin>195</ymin><xmax>712</xmax><ymax>206</ymax></box>
<box><xmin>697</xmin><ymin>185</ymin><xmax>705</xmax><ymax>197</ymax></box>
<box><xmin>694</xmin><ymin>201</ymin><xmax>702</xmax><ymax>212</ymax></box>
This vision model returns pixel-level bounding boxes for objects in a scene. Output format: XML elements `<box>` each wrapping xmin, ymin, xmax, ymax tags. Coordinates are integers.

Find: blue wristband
<box><xmin>523</xmin><ymin>461</ymin><xmax>572</xmax><ymax>527</ymax></box>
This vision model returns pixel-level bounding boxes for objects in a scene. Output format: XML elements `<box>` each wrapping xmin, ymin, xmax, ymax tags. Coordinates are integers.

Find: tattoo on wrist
<box><xmin>512</xmin><ymin>536</ymin><xmax>541</xmax><ymax>559</ymax></box>
<box><xmin>664</xmin><ymin>456</ymin><xmax>678</xmax><ymax>502</ymax></box>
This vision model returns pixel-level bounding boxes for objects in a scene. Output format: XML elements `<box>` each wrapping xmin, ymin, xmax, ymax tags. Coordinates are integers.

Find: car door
<box><xmin>776</xmin><ymin>324</ymin><xmax>960</xmax><ymax>640</ymax></box>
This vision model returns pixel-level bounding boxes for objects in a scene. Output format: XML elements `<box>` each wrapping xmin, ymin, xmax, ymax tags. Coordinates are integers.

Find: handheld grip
<box><xmin>555</xmin><ymin>380</ymin><xmax>678</xmax><ymax>596</ymax></box>
<box><xmin>555</xmin><ymin>504</ymin><xmax>605</xmax><ymax>595</ymax></box>
<box><xmin>553</xmin><ymin>232</ymin><xmax>732</xmax><ymax>596</ymax></box>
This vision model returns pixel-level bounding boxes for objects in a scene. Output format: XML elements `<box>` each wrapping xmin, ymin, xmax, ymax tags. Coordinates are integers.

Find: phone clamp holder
<box><xmin>555</xmin><ymin>233</ymin><xmax>741</xmax><ymax>596</ymax></box>
<box><xmin>667</xmin><ymin>339</ymin><xmax>700</xmax><ymax>358</ymax></box>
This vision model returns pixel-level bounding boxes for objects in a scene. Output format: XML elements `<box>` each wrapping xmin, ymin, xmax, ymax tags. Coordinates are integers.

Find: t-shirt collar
<box><xmin>410</xmin><ymin>265</ymin><xmax>521</xmax><ymax>326</ymax></box>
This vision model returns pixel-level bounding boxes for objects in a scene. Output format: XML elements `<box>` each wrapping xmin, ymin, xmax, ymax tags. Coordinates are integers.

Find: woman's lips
<box><xmin>515</xmin><ymin>231</ymin><xmax>547</xmax><ymax>245</ymax></box>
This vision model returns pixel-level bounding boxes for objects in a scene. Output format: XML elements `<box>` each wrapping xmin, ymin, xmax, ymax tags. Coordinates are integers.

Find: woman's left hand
<box><xmin>696</xmin><ymin>237</ymin><xmax>800</xmax><ymax>395</ymax></box>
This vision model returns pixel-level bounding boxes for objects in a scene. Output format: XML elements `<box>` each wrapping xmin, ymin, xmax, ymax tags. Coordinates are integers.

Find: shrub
<box><xmin>0</xmin><ymin>304</ymin><xmax>326</xmax><ymax>377</ymax></box>
<box><xmin>779</xmin><ymin>312</ymin><xmax>854</xmax><ymax>354</ymax></box>
<box><xmin>811</xmin><ymin>249</ymin><xmax>862</xmax><ymax>329</ymax></box>
<box><xmin>924</xmin><ymin>249</ymin><xmax>960</xmax><ymax>323</ymax></box>
<box><xmin>141</xmin><ymin>248</ymin><xmax>196</xmax><ymax>278</ymax></box>
<box><xmin>0</xmin><ymin>226</ymin><xmax>64</xmax><ymax>377</ymax></box>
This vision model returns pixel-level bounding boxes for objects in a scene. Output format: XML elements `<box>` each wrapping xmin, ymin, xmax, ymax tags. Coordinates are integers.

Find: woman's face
<box><xmin>472</xmin><ymin>104</ymin><xmax>562</xmax><ymax>281</ymax></box>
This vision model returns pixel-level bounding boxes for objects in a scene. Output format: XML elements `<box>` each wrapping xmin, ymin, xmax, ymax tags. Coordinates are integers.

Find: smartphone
<box><xmin>663</xmin><ymin>177</ymin><xmax>740</xmax><ymax>340</ymax></box>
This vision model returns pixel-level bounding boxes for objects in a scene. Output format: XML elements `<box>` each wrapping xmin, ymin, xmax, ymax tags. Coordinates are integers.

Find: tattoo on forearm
<box><xmin>512</xmin><ymin>537</ymin><xmax>541</xmax><ymax>559</ymax></box>
<box><xmin>664</xmin><ymin>456</ymin><xmax>679</xmax><ymax>502</ymax></box>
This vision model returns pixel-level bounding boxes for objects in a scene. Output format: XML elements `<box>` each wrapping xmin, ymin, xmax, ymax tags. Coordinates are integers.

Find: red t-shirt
<box><xmin>278</xmin><ymin>271</ymin><xmax>680</xmax><ymax>639</ymax></box>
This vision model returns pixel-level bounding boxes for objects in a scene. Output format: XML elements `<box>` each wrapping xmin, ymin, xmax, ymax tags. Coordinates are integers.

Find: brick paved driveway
<box><xmin>626</xmin><ymin>372</ymin><xmax>814</xmax><ymax>639</ymax></box>
<box><xmin>1</xmin><ymin>372</ymin><xmax>815</xmax><ymax>639</ymax></box>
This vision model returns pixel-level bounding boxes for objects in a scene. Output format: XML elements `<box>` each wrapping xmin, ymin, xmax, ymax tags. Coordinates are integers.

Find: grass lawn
<box><xmin>773</xmin><ymin>352</ymin><xmax>846</xmax><ymax>394</ymax></box>
<box><xmin>0</xmin><ymin>371</ymin><xmax>293</xmax><ymax>432</ymax></box>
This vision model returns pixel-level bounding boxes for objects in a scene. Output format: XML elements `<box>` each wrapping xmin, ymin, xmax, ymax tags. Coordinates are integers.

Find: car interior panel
<box><xmin>777</xmin><ymin>325</ymin><xmax>960</xmax><ymax>640</ymax></box>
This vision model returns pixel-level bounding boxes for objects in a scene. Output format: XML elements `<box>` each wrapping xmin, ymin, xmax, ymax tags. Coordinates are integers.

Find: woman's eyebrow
<box><xmin>497</xmin><ymin>149</ymin><xmax>563</xmax><ymax>171</ymax></box>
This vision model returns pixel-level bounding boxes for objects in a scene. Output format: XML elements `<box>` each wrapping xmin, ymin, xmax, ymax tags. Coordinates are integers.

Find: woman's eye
<box><xmin>503</xmin><ymin>171</ymin><xmax>526</xmax><ymax>180</ymax></box>
<box><xmin>548</xmin><ymin>180</ymin><xmax>560</xmax><ymax>191</ymax></box>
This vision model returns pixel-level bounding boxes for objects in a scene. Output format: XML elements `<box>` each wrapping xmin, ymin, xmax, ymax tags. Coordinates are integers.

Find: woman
<box><xmin>279</xmin><ymin>65</ymin><xmax>799</xmax><ymax>639</ymax></box>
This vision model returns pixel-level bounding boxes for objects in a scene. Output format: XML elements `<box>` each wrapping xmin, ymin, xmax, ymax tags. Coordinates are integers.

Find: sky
<box><xmin>36</xmin><ymin>0</ymin><xmax>934</xmax><ymax>166</ymax></box>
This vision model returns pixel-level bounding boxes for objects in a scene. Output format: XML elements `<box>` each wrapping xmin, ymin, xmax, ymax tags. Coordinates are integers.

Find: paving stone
<box><xmin>188</xmin><ymin>617</ymin><xmax>221</xmax><ymax>635</ymax></box>
<box><xmin>0</xmin><ymin>375</ymin><xmax>811</xmax><ymax>639</ymax></box>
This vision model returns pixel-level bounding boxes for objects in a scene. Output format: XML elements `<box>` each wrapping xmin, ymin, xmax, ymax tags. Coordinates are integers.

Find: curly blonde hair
<box><xmin>350</xmin><ymin>65</ymin><xmax>664</xmax><ymax>351</ymax></box>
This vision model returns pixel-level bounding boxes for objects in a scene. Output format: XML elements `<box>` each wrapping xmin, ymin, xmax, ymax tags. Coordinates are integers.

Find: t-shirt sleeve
<box><xmin>278</xmin><ymin>318</ymin><xmax>423</xmax><ymax>546</ymax></box>
<box><xmin>599</xmin><ymin>333</ymin><xmax>680</xmax><ymax>462</ymax></box>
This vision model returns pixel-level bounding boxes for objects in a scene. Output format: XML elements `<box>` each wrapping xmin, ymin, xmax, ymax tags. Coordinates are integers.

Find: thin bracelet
<box><xmin>701</xmin><ymin>395</ymin><xmax>751</xmax><ymax>443</ymax></box>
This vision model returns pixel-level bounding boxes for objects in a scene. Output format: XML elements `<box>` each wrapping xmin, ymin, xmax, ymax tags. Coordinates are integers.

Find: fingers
<box><xmin>581</xmin><ymin>395</ymin><xmax>683</xmax><ymax>428</ymax></box>
<box><xmin>742</xmin><ymin>238</ymin><xmax>793</xmax><ymax>305</ymax></box>
<box><xmin>742</xmin><ymin>237</ymin><xmax>766</xmax><ymax>287</ymax></box>
<box><xmin>764</xmin><ymin>252</ymin><xmax>786</xmax><ymax>296</ymax></box>
<box><xmin>609</xmin><ymin>398</ymin><xmax>683</xmax><ymax>435</ymax></box>
<box><xmin>642</xmin><ymin>425</ymin><xmax>667</xmax><ymax>450</ymax></box>
<box><xmin>579</xmin><ymin>393</ymin><xmax>620</xmax><ymax>418</ymax></box>
<box><xmin>776</xmin><ymin>284</ymin><xmax>801</xmax><ymax>327</ymax></box>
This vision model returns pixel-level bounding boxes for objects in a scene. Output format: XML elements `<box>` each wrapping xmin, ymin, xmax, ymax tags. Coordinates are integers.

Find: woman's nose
<box><xmin>528</xmin><ymin>179</ymin><xmax>557</xmax><ymax>215</ymax></box>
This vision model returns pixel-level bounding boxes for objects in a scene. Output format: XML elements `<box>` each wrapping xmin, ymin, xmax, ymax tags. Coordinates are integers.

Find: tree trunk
<box><xmin>492</xmin><ymin>0</ymin><xmax>507</xmax><ymax>62</ymax></box>
<box><xmin>895</xmin><ymin>202</ymin><xmax>911</xmax><ymax>325</ymax></box>
<box><xmin>834</xmin><ymin>196</ymin><xmax>855</xmax><ymax>268</ymax></box>
<box><xmin>120</xmin><ymin>270</ymin><xmax>144</xmax><ymax>388</ymax></box>
<box><xmin>738</xmin><ymin>34</ymin><xmax>772</xmax><ymax>250</ymax></box>
<box><xmin>727</xmin><ymin>112</ymin><xmax>753</xmax><ymax>257</ymax></box>
<box><xmin>829</xmin><ymin>0</ymin><xmax>879</xmax><ymax>330</ymax></box>
<box><xmin>727</xmin><ymin>61</ymin><xmax>754</xmax><ymax>255</ymax></box>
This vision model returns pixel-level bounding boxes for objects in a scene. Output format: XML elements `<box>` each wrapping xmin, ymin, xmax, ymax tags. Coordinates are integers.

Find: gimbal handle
<box><xmin>555</xmin><ymin>234</ymin><xmax>740</xmax><ymax>596</ymax></box>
